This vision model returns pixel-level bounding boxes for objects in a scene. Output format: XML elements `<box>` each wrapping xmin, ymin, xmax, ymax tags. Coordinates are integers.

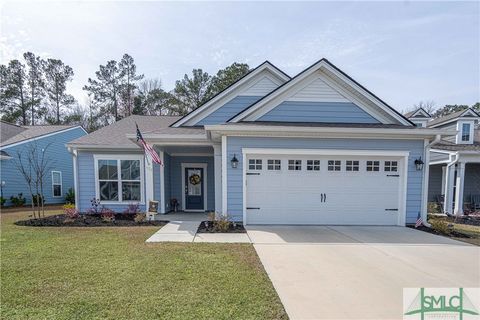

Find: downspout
<box><xmin>443</xmin><ymin>152</ymin><xmax>459</xmax><ymax>215</ymax></box>
<box><xmin>421</xmin><ymin>134</ymin><xmax>441</xmax><ymax>227</ymax></box>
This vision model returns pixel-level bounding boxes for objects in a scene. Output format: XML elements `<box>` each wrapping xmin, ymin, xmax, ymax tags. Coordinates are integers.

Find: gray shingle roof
<box><xmin>428</xmin><ymin>108</ymin><xmax>480</xmax><ymax>127</ymax></box>
<box><xmin>68</xmin><ymin>115</ymin><xmax>188</xmax><ymax>148</ymax></box>
<box><xmin>0</xmin><ymin>123</ymin><xmax>78</xmax><ymax>147</ymax></box>
<box><xmin>1</xmin><ymin>121</ymin><xmax>27</xmax><ymax>143</ymax></box>
<box><xmin>433</xmin><ymin>141</ymin><xmax>480</xmax><ymax>152</ymax></box>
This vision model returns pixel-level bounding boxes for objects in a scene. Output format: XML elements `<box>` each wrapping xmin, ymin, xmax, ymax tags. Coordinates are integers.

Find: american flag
<box><xmin>136</xmin><ymin>124</ymin><xmax>162</xmax><ymax>165</ymax></box>
<box><xmin>415</xmin><ymin>212</ymin><xmax>423</xmax><ymax>228</ymax></box>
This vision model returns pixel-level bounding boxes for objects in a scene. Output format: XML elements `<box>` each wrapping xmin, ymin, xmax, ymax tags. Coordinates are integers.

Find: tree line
<box><xmin>1</xmin><ymin>52</ymin><xmax>250</xmax><ymax>131</ymax></box>
<box><xmin>1</xmin><ymin>52</ymin><xmax>478</xmax><ymax>132</ymax></box>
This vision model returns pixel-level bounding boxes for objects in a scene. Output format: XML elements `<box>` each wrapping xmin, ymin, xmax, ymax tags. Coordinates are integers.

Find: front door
<box><xmin>185</xmin><ymin>167</ymin><xmax>204</xmax><ymax>211</ymax></box>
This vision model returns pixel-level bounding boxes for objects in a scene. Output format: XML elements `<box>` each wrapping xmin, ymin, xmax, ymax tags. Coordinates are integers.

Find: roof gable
<box><xmin>406</xmin><ymin>108</ymin><xmax>431</xmax><ymax>119</ymax></box>
<box><xmin>171</xmin><ymin>61</ymin><xmax>290</xmax><ymax>127</ymax></box>
<box><xmin>229</xmin><ymin>59</ymin><xmax>413</xmax><ymax>126</ymax></box>
<box><xmin>0</xmin><ymin>125</ymin><xmax>85</xmax><ymax>149</ymax></box>
<box><xmin>428</xmin><ymin>108</ymin><xmax>480</xmax><ymax>128</ymax></box>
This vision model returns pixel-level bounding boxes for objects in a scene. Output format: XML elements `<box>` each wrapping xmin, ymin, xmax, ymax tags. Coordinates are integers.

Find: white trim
<box><xmin>222</xmin><ymin>135</ymin><xmax>228</xmax><ymax>214</ymax></box>
<box><xmin>241</xmin><ymin>147</ymin><xmax>409</xmax><ymax>226</ymax></box>
<box><xmin>160</xmin><ymin>151</ymin><xmax>166</xmax><ymax>214</ymax></box>
<box><xmin>1</xmin><ymin>126</ymin><xmax>86</xmax><ymax>150</ymax></box>
<box><xmin>456</xmin><ymin>120</ymin><xmax>475</xmax><ymax>144</ymax></box>
<box><xmin>441</xmin><ymin>166</ymin><xmax>446</xmax><ymax>195</ymax></box>
<box><xmin>230</xmin><ymin>60</ymin><xmax>412</xmax><ymax>126</ymax></box>
<box><xmin>409</xmin><ymin>108</ymin><xmax>431</xmax><ymax>118</ymax></box>
<box><xmin>181</xmin><ymin>163</ymin><xmax>208</xmax><ymax>212</ymax></box>
<box><xmin>72</xmin><ymin>149</ymin><xmax>79</xmax><ymax>210</ymax></box>
<box><xmin>205</xmin><ymin>124</ymin><xmax>450</xmax><ymax>141</ymax></box>
<box><xmin>144</xmin><ymin>156</ymin><xmax>154</xmax><ymax>209</ymax></box>
<box><xmin>93</xmin><ymin>154</ymin><xmax>145</xmax><ymax>205</ymax></box>
<box><xmin>420</xmin><ymin>139</ymin><xmax>429</xmax><ymax>223</ymax></box>
<box><xmin>172</xmin><ymin>62</ymin><xmax>290</xmax><ymax>127</ymax></box>
<box><xmin>51</xmin><ymin>170</ymin><xmax>63</xmax><ymax>198</ymax></box>
<box><xmin>241</xmin><ymin>148</ymin><xmax>410</xmax><ymax>157</ymax></box>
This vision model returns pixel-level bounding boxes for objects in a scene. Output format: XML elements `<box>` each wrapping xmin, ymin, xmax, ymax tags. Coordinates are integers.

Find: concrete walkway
<box><xmin>247</xmin><ymin>226</ymin><xmax>480</xmax><ymax>320</ymax></box>
<box><xmin>146</xmin><ymin>220</ymin><xmax>251</xmax><ymax>243</ymax></box>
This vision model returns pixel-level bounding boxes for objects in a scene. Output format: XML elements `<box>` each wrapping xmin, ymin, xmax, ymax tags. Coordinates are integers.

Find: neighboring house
<box><xmin>406</xmin><ymin>108</ymin><xmax>480</xmax><ymax>214</ymax></box>
<box><xmin>68</xmin><ymin>59</ymin><xmax>451</xmax><ymax>226</ymax></box>
<box><xmin>0</xmin><ymin>121</ymin><xmax>87</xmax><ymax>206</ymax></box>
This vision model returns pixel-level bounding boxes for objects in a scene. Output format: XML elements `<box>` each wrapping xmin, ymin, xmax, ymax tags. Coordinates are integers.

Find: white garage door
<box><xmin>245</xmin><ymin>153</ymin><xmax>405</xmax><ymax>225</ymax></box>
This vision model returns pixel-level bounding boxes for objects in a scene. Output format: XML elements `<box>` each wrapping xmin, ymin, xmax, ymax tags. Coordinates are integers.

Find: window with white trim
<box><xmin>328</xmin><ymin>160</ymin><xmax>341</xmax><ymax>171</ymax></box>
<box><xmin>288</xmin><ymin>160</ymin><xmax>302</xmax><ymax>171</ymax></box>
<box><xmin>267</xmin><ymin>159</ymin><xmax>281</xmax><ymax>170</ymax></box>
<box><xmin>366</xmin><ymin>161</ymin><xmax>380</xmax><ymax>172</ymax></box>
<box><xmin>306</xmin><ymin>160</ymin><xmax>320</xmax><ymax>171</ymax></box>
<box><xmin>384</xmin><ymin>161</ymin><xmax>398</xmax><ymax>172</ymax></box>
<box><xmin>97</xmin><ymin>158</ymin><xmax>142</xmax><ymax>202</ymax></box>
<box><xmin>248</xmin><ymin>159</ymin><xmax>262</xmax><ymax>170</ymax></box>
<box><xmin>345</xmin><ymin>160</ymin><xmax>359</xmax><ymax>171</ymax></box>
<box><xmin>51</xmin><ymin>171</ymin><xmax>62</xmax><ymax>197</ymax></box>
<box><xmin>462</xmin><ymin>123</ymin><xmax>471</xmax><ymax>142</ymax></box>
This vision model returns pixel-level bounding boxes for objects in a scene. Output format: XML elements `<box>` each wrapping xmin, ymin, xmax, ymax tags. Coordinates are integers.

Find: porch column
<box><xmin>213</xmin><ymin>143</ymin><xmax>222</xmax><ymax>213</ymax></box>
<box><xmin>144</xmin><ymin>156</ymin><xmax>154</xmax><ymax>209</ymax></box>
<box><xmin>444</xmin><ymin>164</ymin><xmax>455</xmax><ymax>214</ymax></box>
<box><xmin>159</xmin><ymin>151</ymin><xmax>166</xmax><ymax>214</ymax></box>
<box><xmin>454</xmin><ymin>162</ymin><xmax>466</xmax><ymax>216</ymax></box>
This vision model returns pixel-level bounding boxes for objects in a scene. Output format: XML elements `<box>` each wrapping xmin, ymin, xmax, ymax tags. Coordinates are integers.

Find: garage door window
<box><xmin>366</xmin><ymin>161</ymin><xmax>380</xmax><ymax>172</ymax></box>
<box><xmin>306</xmin><ymin>160</ymin><xmax>320</xmax><ymax>171</ymax></box>
<box><xmin>248</xmin><ymin>159</ymin><xmax>262</xmax><ymax>170</ymax></box>
<box><xmin>345</xmin><ymin>160</ymin><xmax>359</xmax><ymax>171</ymax></box>
<box><xmin>288</xmin><ymin>160</ymin><xmax>302</xmax><ymax>171</ymax></box>
<box><xmin>267</xmin><ymin>159</ymin><xmax>281</xmax><ymax>170</ymax></box>
<box><xmin>384</xmin><ymin>161</ymin><xmax>398</xmax><ymax>172</ymax></box>
<box><xmin>328</xmin><ymin>160</ymin><xmax>341</xmax><ymax>171</ymax></box>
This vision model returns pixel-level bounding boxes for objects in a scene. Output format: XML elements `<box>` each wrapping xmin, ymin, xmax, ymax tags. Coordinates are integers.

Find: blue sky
<box><xmin>1</xmin><ymin>1</ymin><xmax>479</xmax><ymax>112</ymax></box>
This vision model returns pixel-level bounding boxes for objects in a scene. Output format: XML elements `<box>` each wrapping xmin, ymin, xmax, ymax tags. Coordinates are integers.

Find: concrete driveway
<box><xmin>247</xmin><ymin>226</ymin><xmax>480</xmax><ymax>320</ymax></box>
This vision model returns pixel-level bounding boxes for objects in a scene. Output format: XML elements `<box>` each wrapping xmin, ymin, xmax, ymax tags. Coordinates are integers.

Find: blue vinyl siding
<box><xmin>77</xmin><ymin>151</ymin><xmax>147</xmax><ymax>213</ymax></box>
<box><xmin>428</xmin><ymin>164</ymin><xmax>443</xmax><ymax>201</ymax></box>
<box><xmin>168</xmin><ymin>156</ymin><xmax>215</xmax><ymax>211</ymax></box>
<box><xmin>258</xmin><ymin>101</ymin><xmax>380</xmax><ymax>123</ymax></box>
<box><xmin>196</xmin><ymin>96</ymin><xmax>262</xmax><ymax>125</ymax></box>
<box><xmin>465</xmin><ymin>163</ymin><xmax>480</xmax><ymax>198</ymax></box>
<box><xmin>226</xmin><ymin>137</ymin><xmax>424</xmax><ymax>224</ymax></box>
<box><xmin>163</xmin><ymin>153</ymin><xmax>172</xmax><ymax>211</ymax></box>
<box><xmin>0</xmin><ymin>127</ymin><xmax>86</xmax><ymax>206</ymax></box>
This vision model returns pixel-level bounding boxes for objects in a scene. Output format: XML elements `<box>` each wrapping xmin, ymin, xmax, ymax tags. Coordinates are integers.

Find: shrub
<box><xmin>0</xmin><ymin>196</ymin><xmax>5</xmax><ymax>207</ymax></box>
<box><xmin>207</xmin><ymin>211</ymin><xmax>216</xmax><ymax>222</ymax></box>
<box><xmin>10</xmin><ymin>193</ymin><xmax>26</xmax><ymax>207</ymax></box>
<box><xmin>87</xmin><ymin>198</ymin><xmax>102</xmax><ymax>215</ymax></box>
<box><xmin>134</xmin><ymin>213</ymin><xmax>146</xmax><ymax>223</ymax></box>
<box><xmin>427</xmin><ymin>202</ymin><xmax>441</xmax><ymax>214</ymax></box>
<box><xmin>65</xmin><ymin>188</ymin><xmax>75</xmax><ymax>204</ymax></box>
<box><xmin>430</xmin><ymin>219</ymin><xmax>451</xmax><ymax>235</ymax></box>
<box><xmin>123</xmin><ymin>203</ymin><xmax>140</xmax><ymax>220</ymax></box>
<box><xmin>213</xmin><ymin>213</ymin><xmax>230</xmax><ymax>232</ymax></box>
<box><xmin>32</xmin><ymin>194</ymin><xmax>45</xmax><ymax>206</ymax></box>
<box><xmin>63</xmin><ymin>203</ymin><xmax>79</xmax><ymax>219</ymax></box>
<box><xmin>101</xmin><ymin>208</ymin><xmax>115</xmax><ymax>222</ymax></box>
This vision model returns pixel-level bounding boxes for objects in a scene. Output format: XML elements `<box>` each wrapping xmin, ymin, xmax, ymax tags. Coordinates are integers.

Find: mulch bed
<box><xmin>14</xmin><ymin>214</ymin><xmax>168</xmax><ymax>227</ymax></box>
<box><xmin>408</xmin><ymin>225</ymin><xmax>473</xmax><ymax>239</ymax></box>
<box><xmin>197</xmin><ymin>221</ymin><xmax>246</xmax><ymax>233</ymax></box>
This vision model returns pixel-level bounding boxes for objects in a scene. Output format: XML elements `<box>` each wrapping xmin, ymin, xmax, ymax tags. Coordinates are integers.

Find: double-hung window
<box><xmin>96</xmin><ymin>156</ymin><xmax>143</xmax><ymax>203</ymax></box>
<box><xmin>51</xmin><ymin>171</ymin><xmax>62</xmax><ymax>197</ymax></box>
<box><xmin>461</xmin><ymin>123</ymin><xmax>471</xmax><ymax>142</ymax></box>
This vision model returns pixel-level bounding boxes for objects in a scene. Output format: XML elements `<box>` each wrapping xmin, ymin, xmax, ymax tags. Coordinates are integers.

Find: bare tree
<box><xmin>14</xmin><ymin>141</ymin><xmax>54</xmax><ymax>218</ymax></box>
<box><xmin>413</xmin><ymin>100</ymin><xmax>436</xmax><ymax>115</ymax></box>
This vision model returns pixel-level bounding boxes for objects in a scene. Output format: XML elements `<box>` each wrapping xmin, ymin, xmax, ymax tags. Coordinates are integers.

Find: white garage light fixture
<box><xmin>414</xmin><ymin>157</ymin><xmax>424</xmax><ymax>171</ymax></box>
<box><xmin>231</xmin><ymin>154</ymin><xmax>239</xmax><ymax>169</ymax></box>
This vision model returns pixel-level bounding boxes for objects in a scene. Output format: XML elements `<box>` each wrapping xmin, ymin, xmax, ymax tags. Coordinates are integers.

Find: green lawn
<box><xmin>1</xmin><ymin>211</ymin><xmax>287</xmax><ymax>320</ymax></box>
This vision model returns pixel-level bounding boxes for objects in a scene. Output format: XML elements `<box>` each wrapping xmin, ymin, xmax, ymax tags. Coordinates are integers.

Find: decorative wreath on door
<box><xmin>189</xmin><ymin>174</ymin><xmax>201</xmax><ymax>185</ymax></box>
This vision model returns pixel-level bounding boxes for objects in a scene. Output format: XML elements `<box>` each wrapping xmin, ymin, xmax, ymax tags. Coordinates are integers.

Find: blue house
<box><xmin>0</xmin><ymin>121</ymin><xmax>87</xmax><ymax>206</ymax></box>
<box><xmin>68</xmin><ymin>59</ymin><xmax>453</xmax><ymax>226</ymax></box>
<box><xmin>406</xmin><ymin>108</ymin><xmax>480</xmax><ymax>214</ymax></box>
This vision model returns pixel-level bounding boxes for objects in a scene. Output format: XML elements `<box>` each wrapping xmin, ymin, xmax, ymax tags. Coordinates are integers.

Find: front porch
<box><xmin>145</xmin><ymin>144</ymin><xmax>223</xmax><ymax>215</ymax></box>
<box><xmin>429</xmin><ymin>154</ymin><xmax>480</xmax><ymax>214</ymax></box>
